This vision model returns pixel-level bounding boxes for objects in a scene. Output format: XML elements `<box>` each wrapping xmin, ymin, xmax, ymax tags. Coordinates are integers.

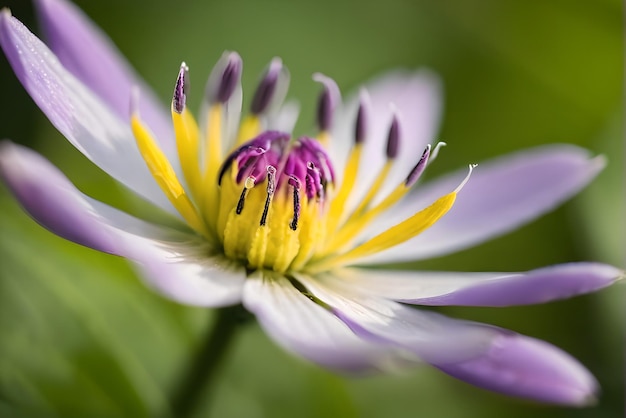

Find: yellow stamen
<box><xmin>201</xmin><ymin>104</ymin><xmax>224</xmax><ymax>233</ymax></box>
<box><xmin>263</xmin><ymin>197</ymin><xmax>300</xmax><ymax>273</ymax></box>
<box><xmin>246</xmin><ymin>220</ymin><xmax>271</xmax><ymax>269</ymax></box>
<box><xmin>218</xmin><ymin>172</ymin><xmax>253</xmax><ymax>244</ymax></box>
<box><xmin>325</xmin><ymin>143</ymin><xmax>363</xmax><ymax>231</ymax></box>
<box><xmin>317</xmin><ymin>131</ymin><xmax>331</xmax><ymax>148</ymax></box>
<box><xmin>131</xmin><ymin>114</ymin><xmax>207</xmax><ymax>236</ymax></box>
<box><xmin>172</xmin><ymin>107</ymin><xmax>201</xmax><ymax>201</ymax></box>
<box><xmin>322</xmin><ymin>175</ymin><xmax>412</xmax><ymax>255</ymax></box>
<box><xmin>289</xmin><ymin>201</ymin><xmax>324</xmax><ymax>271</ymax></box>
<box><xmin>307</xmin><ymin>191</ymin><xmax>456</xmax><ymax>273</ymax></box>
<box><xmin>351</xmin><ymin>160</ymin><xmax>393</xmax><ymax>215</ymax></box>
<box><xmin>204</xmin><ymin>104</ymin><xmax>223</xmax><ymax>178</ymax></box>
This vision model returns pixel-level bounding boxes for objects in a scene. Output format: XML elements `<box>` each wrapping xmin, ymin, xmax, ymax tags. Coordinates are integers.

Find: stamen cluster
<box><xmin>218</xmin><ymin>131</ymin><xmax>334</xmax><ymax>232</ymax></box>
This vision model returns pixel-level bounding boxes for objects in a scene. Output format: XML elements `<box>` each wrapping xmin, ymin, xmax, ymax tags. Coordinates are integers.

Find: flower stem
<box><xmin>170</xmin><ymin>304</ymin><xmax>249</xmax><ymax>417</ymax></box>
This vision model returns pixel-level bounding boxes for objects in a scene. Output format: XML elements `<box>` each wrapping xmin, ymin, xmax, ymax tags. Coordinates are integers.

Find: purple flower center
<box><xmin>219</xmin><ymin>130</ymin><xmax>335</xmax><ymax>210</ymax></box>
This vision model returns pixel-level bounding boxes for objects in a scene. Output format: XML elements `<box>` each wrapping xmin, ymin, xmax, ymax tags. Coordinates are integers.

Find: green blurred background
<box><xmin>0</xmin><ymin>0</ymin><xmax>623</xmax><ymax>417</ymax></box>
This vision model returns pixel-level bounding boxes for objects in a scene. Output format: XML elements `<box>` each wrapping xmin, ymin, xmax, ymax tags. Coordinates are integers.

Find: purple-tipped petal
<box><xmin>0</xmin><ymin>140</ymin><xmax>119</xmax><ymax>254</ymax></box>
<box><xmin>35</xmin><ymin>0</ymin><xmax>173</xmax><ymax>149</ymax></box>
<box><xmin>313</xmin><ymin>73</ymin><xmax>341</xmax><ymax>132</ymax></box>
<box><xmin>172</xmin><ymin>62</ymin><xmax>189</xmax><ymax>114</ymax></box>
<box><xmin>216</xmin><ymin>58</ymin><xmax>242</xmax><ymax>104</ymax></box>
<box><xmin>251</xmin><ymin>59</ymin><xmax>291</xmax><ymax>138</ymax></box>
<box><xmin>437</xmin><ymin>334</ymin><xmax>599</xmax><ymax>405</ymax></box>
<box><xmin>0</xmin><ymin>141</ymin><xmax>245</xmax><ymax>307</ymax></box>
<box><xmin>242</xmin><ymin>273</ymin><xmax>407</xmax><ymax>373</ymax></box>
<box><xmin>206</xmin><ymin>51</ymin><xmax>242</xmax><ymax>105</ymax></box>
<box><xmin>0</xmin><ymin>12</ymin><xmax>178</xmax><ymax>216</ymax></box>
<box><xmin>404</xmin><ymin>144</ymin><xmax>430</xmax><ymax>187</ymax></box>
<box><xmin>339</xmin><ymin>263</ymin><xmax>622</xmax><ymax>307</ymax></box>
<box><xmin>353</xmin><ymin>89</ymin><xmax>370</xmax><ymax>144</ymax></box>
<box><xmin>251</xmin><ymin>57</ymin><xmax>290</xmax><ymax>116</ymax></box>
<box><xmin>298</xmin><ymin>274</ymin><xmax>600</xmax><ymax>404</ymax></box>
<box><xmin>201</xmin><ymin>51</ymin><xmax>243</xmax><ymax>148</ymax></box>
<box><xmin>332</xmin><ymin>70</ymin><xmax>442</xmax><ymax>207</ymax></box>
<box><xmin>361</xmin><ymin>144</ymin><xmax>606</xmax><ymax>264</ymax></box>
<box><xmin>385</xmin><ymin>113</ymin><xmax>401</xmax><ymax>159</ymax></box>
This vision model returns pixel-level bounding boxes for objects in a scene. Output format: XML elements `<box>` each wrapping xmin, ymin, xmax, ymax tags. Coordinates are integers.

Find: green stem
<box><xmin>170</xmin><ymin>305</ymin><xmax>248</xmax><ymax>417</ymax></box>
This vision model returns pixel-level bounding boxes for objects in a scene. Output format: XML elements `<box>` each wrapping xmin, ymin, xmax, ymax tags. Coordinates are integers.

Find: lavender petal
<box><xmin>0</xmin><ymin>12</ymin><xmax>178</xmax><ymax>216</ymax></box>
<box><xmin>0</xmin><ymin>141</ymin><xmax>245</xmax><ymax>307</ymax></box>
<box><xmin>299</xmin><ymin>274</ymin><xmax>599</xmax><ymax>405</ymax></box>
<box><xmin>362</xmin><ymin>144</ymin><xmax>606</xmax><ymax>264</ymax></box>
<box><xmin>0</xmin><ymin>140</ymin><xmax>119</xmax><ymax>255</ymax></box>
<box><xmin>437</xmin><ymin>334</ymin><xmax>599</xmax><ymax>405</ymax></box>
<box><xmin>338</xmin><ymin>263</ymin><xmax>621</xmax><ymax>307</ymax></box>
<box><xmin>35</xmin><ymin>0</ymin><xmax>173</xmax><ymax>151</ymax></box>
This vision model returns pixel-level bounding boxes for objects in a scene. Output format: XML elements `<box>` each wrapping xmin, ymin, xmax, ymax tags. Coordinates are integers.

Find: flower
<box><xmin>0</xmin><ymin>0</ymin><xmax>621</xmax><ymax>406</ymax></box>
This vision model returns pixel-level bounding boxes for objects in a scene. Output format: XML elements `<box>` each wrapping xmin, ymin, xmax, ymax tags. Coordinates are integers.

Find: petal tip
<box><xmin>590</xmin><ymin>153</ymin><xmax>607</xmax><ymax>172</ymax></box>
<box><xmin>0</xmin><ymin>7</ymin><xmax>14</xmax><ymax>37</ymax></box>
<box><xmin>573</xmin><ymin>392</ymin><xmax>599</xmax><ymax>408</ymax></box>
<box><xmin>437</xmin><ymin>332</ymin><xmax>600</xmax><ymax>405</ymax></box>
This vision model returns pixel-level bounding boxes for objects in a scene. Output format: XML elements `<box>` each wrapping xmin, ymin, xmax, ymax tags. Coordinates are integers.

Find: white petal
<box><xmin>267</xmin><ymin>100</ymin><xmax>300</xmax><ymax>133</ymax></box>
<box><xmin>242</xmin><ymin>272</ymin><xmax>411</xmax><ymax>373</ymax></box>
<box><xmin>126</xmin><ymin>237</ymin><xmax>245</xmax><ymax>308</ymax></box>
<box><xmin>296</xmin><ymin>274</ymin><xmax>502</xmax><ymax>365</ymax></box>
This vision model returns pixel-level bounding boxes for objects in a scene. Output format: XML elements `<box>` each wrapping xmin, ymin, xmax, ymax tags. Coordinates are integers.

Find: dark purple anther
<box><xmin>236</xmin><ymin>188</ymin><xmax>248</xmax><ymax>215</ymax></box>
<box><xmin>386</xmin><ymin>114</ymin><xmax>400</xmax><ymax>159</ymax></box>
<box><xmin>354</xmin><ymin>99</ymin><xmax>368</xmax><ymax>144</ymax></box>
<box><xmin>313</xmin><ymin>74</ymin><xmax>340</xmax><ymax>132</ymax></box>
<box><xmin>172</xmin><ymin>62</ymin><xmax>189</xmax><ymax>114</ymax></box>
<box><xmin>317</xmin><ymin>88</ymin><xmax>332</xmax><ymax>132</ymax></box>
<box><xmin>251</xmin><ymin>58</ymin><xmax>282</xmax><ymax>114</ymax></box>
<box><xmin>216</xmin><ymin>53</ymin><xmax>242</xmax><ymax>103</ymax></box>
<box><xmin>405</xmin><ymin>145</ymin><xmax>431</xmax><ymax>187</ymax></box>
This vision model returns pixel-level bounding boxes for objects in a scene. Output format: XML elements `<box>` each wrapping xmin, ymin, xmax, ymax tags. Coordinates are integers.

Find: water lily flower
<box><xmin>0</xmin><ymin>0</ymin><xmax>621</xmax><ymax>407</ymax></box>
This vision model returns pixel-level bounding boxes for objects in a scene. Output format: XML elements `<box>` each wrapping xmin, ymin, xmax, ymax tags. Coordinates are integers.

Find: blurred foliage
<box><xmin>0</xmin><ymin>0</ymin><xmax>623</xmax><ymax>417</ymax></box>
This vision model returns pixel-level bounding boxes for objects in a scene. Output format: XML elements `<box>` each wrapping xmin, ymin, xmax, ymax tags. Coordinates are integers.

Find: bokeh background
<box><xmin>0</xmin><ymin>0</ymin><xmax>623</xmax><ymax>417</ymax></box>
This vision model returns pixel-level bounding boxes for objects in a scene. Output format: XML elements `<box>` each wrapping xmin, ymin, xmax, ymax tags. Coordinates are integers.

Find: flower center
<box><xmin>129</xmin><ymin>58</ymin><xmax>474</xmax><ymax>276</ymax></box>
<box><xmin>216</xmin><ymin>131</ymin><xmax>334</xmax><ymax>272</ymax></box>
